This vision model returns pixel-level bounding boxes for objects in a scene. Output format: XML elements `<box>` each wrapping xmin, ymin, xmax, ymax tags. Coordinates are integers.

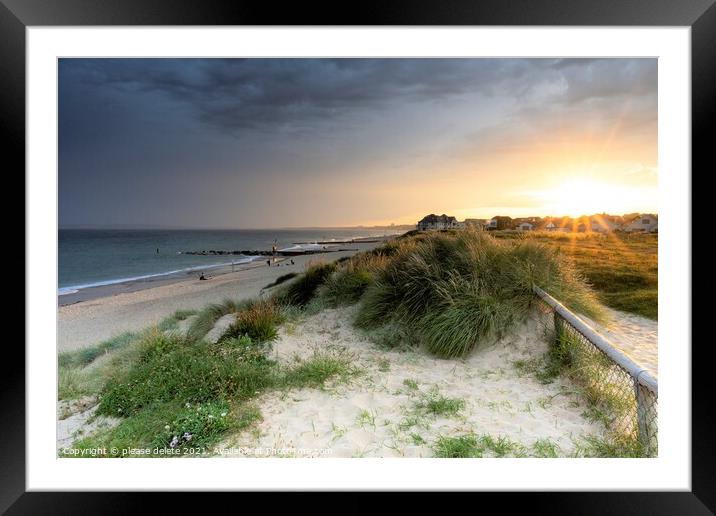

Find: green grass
<box><xmin>432</xmin><ymin>433</ymin><xmax>527</xmax><ymax>458</ymax></box>
<box><xmin>494</xmin><ymin>231</ymin><xmax>657</xmax><ymax>319</ymax></box>
<box><xmin>273</xmin><ymin>261</ymin><xmax>337</xmax><ymax>307</ymax></box>
<box><xmin>574</xmin><ymin>434</ymin><xmax>646</xmax><ymax>458</ymax></box>
<box><xmin>220</xmin><ymin>298</ymin><xmax>284</xmax><ymax>343</ymax></box>
<box><xmin>532</xmin><ymin>438</ymin><xmax>560</xmax><ymax>458</ymax></box>
<box><xmin>66</xmin><ymin>401</ymin><xmax>261</xmax><ymax>457</ymax></box>
<box><xmin>95</xmin><ymin>329</ymin><xmax>277</xmax><ymax>417</ymax></box>
<box><xmin>432</xmin><ymin>434</ymin><xmax>480</xmax><ymax>458</ymax></box>
<box><xmin>415</xmin><ymin>389</ymin><xmax>465</xmax><ymax>418</ymax></box>
<box><xmin>281</xmin><ymin>352</ymin><xmax>358</xmax><ymax>390</ymax></box>
<box><xmin>262</xmin><ymin>272</ymin><xmax>298</xmax><ymax>291</ymax></box>
<box><xmin>186</xmin><ymin>298</ymin><xmax>247</xmax><ymax>341</ymax></box>
<box><xmin>403</xmin><ymin>378</ymin><xmax>419</xmax><ymax>391</ymax></box>
<box><xmin>355</xmin><ymin>230</ymin><xmax>603</xmax><ymax>358</ymax></box>
<box><xmin>318</xmin><ymin>253</ymin><xmax>388</xmax><ymax>306</ymax></box>
<box><xmin>59</xmin><ymin>331</ymin><xmax>140</xmax><ymax>369</ymax></box>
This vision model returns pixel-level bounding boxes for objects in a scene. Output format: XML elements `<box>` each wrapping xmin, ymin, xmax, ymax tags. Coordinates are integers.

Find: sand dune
<box><xmin>216</xmin><ymin>306</ymin><xmax>606</xmax><ymax>458</ymax></box>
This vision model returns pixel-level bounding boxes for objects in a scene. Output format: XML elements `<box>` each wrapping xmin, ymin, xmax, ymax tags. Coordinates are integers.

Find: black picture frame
<box><xmin>5</xmin><ymin>0</ymin><xmax>712</xmax><ymax>512</ymax></box>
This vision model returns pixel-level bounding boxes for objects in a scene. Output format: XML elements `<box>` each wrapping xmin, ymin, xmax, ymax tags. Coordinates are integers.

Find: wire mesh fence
<box><xmin>533</xmin><ymin>286</ymin><xmax>658</xmax><ymax>457</ymax></box>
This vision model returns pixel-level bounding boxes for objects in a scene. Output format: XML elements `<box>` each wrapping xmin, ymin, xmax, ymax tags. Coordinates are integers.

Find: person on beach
<box><xmin>266</xmin><ymin>259</ymin><xmax>271</xmax><ymax>267</ymax></box>
<box><xmin>291</xmin><ymin>259</ymin><xmax>295</xmax><ymax>265</ymax></box>
<box><xmin>199</xmin><ymin>272</ymin><xmax>206</xmax><ymax>280</ymax></box>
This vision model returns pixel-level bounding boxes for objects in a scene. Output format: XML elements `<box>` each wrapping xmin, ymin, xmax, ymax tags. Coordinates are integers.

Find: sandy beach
<box><xmin>58</xmin><ymin>242</ymin><xmax>380</xmax><ymax>352</ymax></box>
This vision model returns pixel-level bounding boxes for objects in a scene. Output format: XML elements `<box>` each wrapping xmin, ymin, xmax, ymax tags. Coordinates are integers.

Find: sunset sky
<box><xmin>59</xmin><ymin>58</ymin><xmax>657</xmax><ymax>228</ymax></box>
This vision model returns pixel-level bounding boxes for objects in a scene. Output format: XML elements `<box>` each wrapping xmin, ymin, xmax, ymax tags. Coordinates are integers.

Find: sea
<box><xmin>58</xmin><ymin>228</ymin><xmax>401</xmax><ymax>296</ymax></box>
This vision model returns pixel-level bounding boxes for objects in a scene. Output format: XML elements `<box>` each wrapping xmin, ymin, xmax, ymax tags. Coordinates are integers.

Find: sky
<box><xmin>59</xmin><ymin>58</ymin><xmax>657</xmax><ymax>228</ymax></box>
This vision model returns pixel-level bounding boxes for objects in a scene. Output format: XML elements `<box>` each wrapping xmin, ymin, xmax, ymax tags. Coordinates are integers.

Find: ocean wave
<box><xmin>57</xmin><ymin>257</ymin><xmax>257</xmax><ymax>295</ymax></box>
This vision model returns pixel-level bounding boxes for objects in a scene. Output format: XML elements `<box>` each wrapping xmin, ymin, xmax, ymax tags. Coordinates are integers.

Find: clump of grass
<box><xmin>157</xmin><ymin>309</ymin><xmax>198</xmax><ymax>332</ymax></box>
<box><xmin>574</xmin><ymin>434</ymin><xmax>646</xmax><ymax>458</ymax></box>
<box><xmin>262</xmin><ymin>272</ymin><xmax>298</xmax><ymax>291</ymax></box>
<box><xmin>410</xmin><ymin>433</ymin><xmax>426</xmax><ymax>445</ymax></box>
<box><xmin>281</xmin><ymin>352</ymin><xmax>357</xmax><ymax>389</ymax></box>
<box><xmin>532</xmin><ymin>438</ymin><xmax>560</xmax><ymax>458</ymax></box>
<box><xmin>356</xmin><ymin>409</ymin><xmax>377</xmax><ymax>428</ymax></box>
<box><xmin>433</xmin><ymin>434</ymin><xmax>481</xmax><ymax>458</ymax></box>
<box><xmin>319</xmin><ymin>253</ymin><xmax>389</xmax><ymax>306</ymax></box>
<box><xmin>221</xmin><ymin>298</ymin><xmax>284</xmax><ymax>343</ymax></box>
<box><xmin>376</xmin><ymin>358</ymin><xmax>391</xmax><ymax>372</ymax></box>
<box><xmin>432</xmin><ymin>433</ymin><xmax>527</xmax><ymax>458</ymax></box>
<box><xmin>403</xmin><ymin>378</ymin><xmax>419</xmax><ymax>391</ymax></box>
<box><xmin>355</xmin><ymin>230</ymin><xmax>603</xmax><ymax>358</ymax></box>
<box><xmin>96</xmin><ymin>331</ymin><xmax>277</xmax><ymax>417</ymax></box>
<box><xmin>58</xmin><ymin>331</ymin><xmax>140</xmax><ymax>369</ymax></box>
<box><xmin>186</xmin><ymin>298</ymin><xmax>246</xmax><ymax>341</ymax></box>
<box><xmin>415</xmin><ymin>389</ymin><xmax>465</xmax><ymax>418</ymax></box>
<box><xmin>273</xmin><ymin>261</ymin><xmax>337</xmax><ymax>307</ymax></box>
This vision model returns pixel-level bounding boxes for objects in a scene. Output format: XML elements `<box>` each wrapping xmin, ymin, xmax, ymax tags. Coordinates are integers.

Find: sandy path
<box><xmin>217</xmin><ymin>306</ymin><xmax>605</xmax><ymax>458</ymax></box>
<box><xmin>585</xmin><ymin>309</ymin><xmax>658</xmax><ymax>377</ymax></box>
<box><xmin>58</xmin><ymin>243</ymin><xmax>378</xmax><ymax>351</ymax></box>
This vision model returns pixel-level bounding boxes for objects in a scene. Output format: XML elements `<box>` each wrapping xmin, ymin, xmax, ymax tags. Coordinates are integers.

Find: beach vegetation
<box><xmin>186</xmin><ymin>298</ymin><xmax>248</xmax><ymax>341</ymax></box>
<box><xmin>415</xmin><ymin>389</ymin><xmax>465</xmax><ymax>418</ymax></box>
<box><xmin>494</xmin><ymin>231</ymin><xmax>657</xmax><ymax>319</ymax></box>
<box><xmin>281</xmin><ymin>351</ymin><xmax>358</xmax><ymax>390</ymax></box>
<box><xmin>432</xmin><ymin>433</ymin><xmax>527</xmax><ymax>458</ymax></box>
<box><xmin>272</xmin><ymin>261</ymin><xmax>337</xmax><ymax>307</ymax></box>
<box><xmin>355</xmin><ymin>230</ymin><xmax>603</xmax><ymax>358</ymax></box>
<box><xmin>262</xmin><ymin>272</ymin><xmax>298</xmax><ymax>291</ymax></box>
<box><xmin>402</xmin><ymin>378</ymin><xmax>419</xmax><ymax>392</ymax></box>
<box><xmin>532</xmin><ymin>438</ymin><xmax>560</xmax><ymax>458</ymax></box>
<box><xmin>220</xmin><ymin>298</ymin><xmax>284</xmax><ymax>343</ymax></box>
<box><xmin>59</xmin><ymin>331</ymin><xmax>140</xmax><ymax>369</ymax></box>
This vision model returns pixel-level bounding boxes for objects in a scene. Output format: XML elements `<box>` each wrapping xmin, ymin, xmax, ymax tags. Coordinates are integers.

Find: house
<box><xmin>517</xmin><ymin>222</ymin><xmax>534</xmax><ymax>231</ymax></box>
<box><xmin>416</xmin><ymin>213</ymin><xmax>459</xmax><ymax>231</ymax></box>
<box><xmin>486</xmin><ymin>216</ymin><xmax>513</xmax><ymax>231</ymax></box>
<box><xmin>624</xmin><ymin>214</ymin><xmax>658</xmax><ymax>233</ymax></box>
<box><xmin>463</xmin><ymin>218</ymin><xmax>487</xmax><ymax>230</ymax></box>
<box><xmin>544</xmin><ymin>221</ymin><xmax>557</xmax><ymax>231</ymax></box>
<box><xmin>589</xmin><ymin>214</ymin><xmax>621</xmax><ymax>233</ymax></box>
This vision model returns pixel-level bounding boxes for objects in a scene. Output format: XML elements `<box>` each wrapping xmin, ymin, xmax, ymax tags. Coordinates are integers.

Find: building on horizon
<box><xmin>416</xmin><ymin>213</ymin><xmax>459</xmax><ymax>231</ymax></box>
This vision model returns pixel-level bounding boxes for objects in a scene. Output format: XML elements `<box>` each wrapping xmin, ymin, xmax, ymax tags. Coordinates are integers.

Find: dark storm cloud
<box><xmin>61</xmin><ymin>58</ymin><xmax>656</xmax><ymax>134</ymax></box>
<box><xmin>58</xmin><ymin>58</ymin><xmax>657</xmax><ymax>228</ymax></box>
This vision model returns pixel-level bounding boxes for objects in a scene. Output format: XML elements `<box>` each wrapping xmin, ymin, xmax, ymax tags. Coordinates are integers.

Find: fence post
<box><xmin>634</xmin><ymin>379</ymin><xmax>655</xmax><ymax>456</ymax></box>
<box><xmin>553</xmin><ymin>310</ymin><xmax>562</xmax><ymax>345</ymax></box>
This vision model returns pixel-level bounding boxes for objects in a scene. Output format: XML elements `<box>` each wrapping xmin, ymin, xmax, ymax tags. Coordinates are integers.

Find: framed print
<box><xmin>5</xmin><ymin>0</ymin><xmax>713</xmax><ymax>511</ymax></box>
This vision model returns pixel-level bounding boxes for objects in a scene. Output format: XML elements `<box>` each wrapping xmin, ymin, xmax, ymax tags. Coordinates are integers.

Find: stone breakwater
<box><xmin>181</xmin><ymin>250</ymin><xmax>274</xmax><ymax>256</ymax></box>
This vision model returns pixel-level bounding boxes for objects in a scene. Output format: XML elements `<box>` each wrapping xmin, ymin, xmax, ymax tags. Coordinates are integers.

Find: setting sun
<box><xmin>529</xmin><ymin>178</ymin><xmax>657</xmax><ymax>217</ymax></box>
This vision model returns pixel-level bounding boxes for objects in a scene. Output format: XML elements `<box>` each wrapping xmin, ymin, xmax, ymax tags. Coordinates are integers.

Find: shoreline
<box><xmin>58</xmin><ymin>241</ymin><xmax>383</xmax><ymax>352</ymax></box>
<box><xmin>58</xmin><ymin>234</ymin><xmax>399</xmax><ymax>307</ymax></box>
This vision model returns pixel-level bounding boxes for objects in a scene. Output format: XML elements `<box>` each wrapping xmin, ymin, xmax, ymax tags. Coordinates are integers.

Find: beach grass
<box><xmin>272</xmin><ymin>261</ymin><xmax>337</xmax><ymax>307</ymax></box>
<box><xmin>220</xmin><ymin>298</ymin><xmax>284</xmax><ymax>343</ymax></box>
<box><xmin>262</xmin><ymin>272</ymin><xmax>299</xmax><ymax>291</ymax></box>
<box><xmin>281</xmin><ymin>351</ymin><xmax>358</xmax><ymax>390</ymax></box>
<box><xmin>186</xmin><ymin>298</ymin><xmax>248</xmax><ymax>341</ymax></box>
<box><xmin>355</xmin><ymin>230</ymin><xmax>603</xmax><ymax>358</ymax></box>
<box><xmin>432</xmin><ymin>433</ymin><xmax>527</xmax><ymax>458</ymax></box>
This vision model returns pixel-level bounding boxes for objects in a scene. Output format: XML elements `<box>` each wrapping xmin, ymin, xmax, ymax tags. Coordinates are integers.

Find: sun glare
<box><xmin>533</xmin><ymin>178</ymin><xmax>654</xmax><ymax>217</ymax></box>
